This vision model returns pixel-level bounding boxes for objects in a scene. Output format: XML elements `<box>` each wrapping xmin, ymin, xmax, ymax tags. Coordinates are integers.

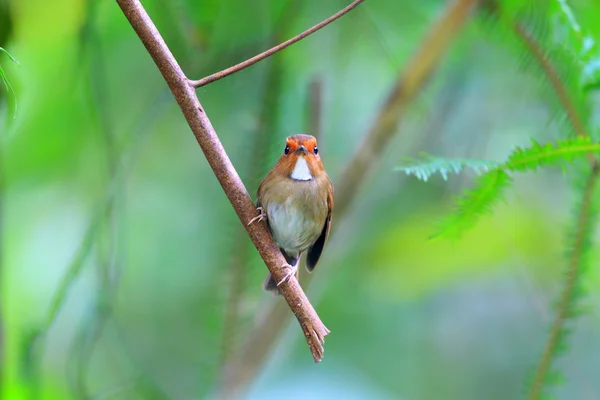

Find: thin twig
<box><xmin>222</xmin><ymin>0</ymin><xmax>479</xmax><ymax>397</ymax></box>
<box><xmin>117</xmin><ymin>0</ymin><xmax>331</xmax><ymax>363</ymax></box>
<box><xmin>189</xmin><ymin>0</ymin><xmax>364</xmax><ymax>88</ymax></box>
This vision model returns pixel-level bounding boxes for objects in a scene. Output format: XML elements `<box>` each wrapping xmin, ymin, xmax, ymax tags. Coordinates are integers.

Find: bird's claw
<box><xmin>247</xmin><ymin>207</ymin><xmax>267</xmax><ymax>225</ymax></box>
<box><xmin>277</xmin><ymin>264</ymin><xmax>298</xmax><ymax>286</ymax></box>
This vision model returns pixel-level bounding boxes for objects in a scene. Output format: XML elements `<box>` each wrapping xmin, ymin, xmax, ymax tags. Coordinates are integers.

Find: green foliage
<box><xmin>397</xmin><ymin>137</ymin><xmax>600</xmax><ymax>183</ymax></box>
<box><xmin>433</xmin><ymin>170</ymin><xmax>512</xmax><ymax>239</ymax></box>
<box><xmin>551</xmin><ymin>0</ymin><xmax>600</xmax><ymax>90</ymax></box>
<box><xmin>559</xmin><ymin>166</ymin><xmax>599</xmax><ymax>355</ymax></box>
<box><xmin>0</xmin><ymin>46</ymin><xmax>19</xmax><ymax>117</ymax></box>
<box><xmin>395</xmin><ymin>154</ymin><xmax>499</xmax><ymax>181</ymax></box>
<box><xmin>6</xmin><ymin>0</ymin><xmax>600</xmax><ymax>398</ymax></box>
<box><xmin>482</xmin><ymin>0</ymin><xmax>599</xmax><ymax>137</ymax></box>
<box><xmin>403</xmin><ymin>0</ymin><xmax>600</xmax><ymax>398</ymax></box>
<box><xmin>504</xmin><ymin>137</ymin><xmax>600</xmax><ymax>171</ymax></box>
<box><xmin>400</xmin><ymin>137</ymin><xmax>600</xmax><ymax>240</ymax></box>
<box><xmin>501</xmin><ymin>2</ymin><xmax>600</xmax><ymax>397</ymax></box>
<box><xmin>527</xmin><ymin>165</ymin><xmax>600</xmax><ymax>400</ymax></box>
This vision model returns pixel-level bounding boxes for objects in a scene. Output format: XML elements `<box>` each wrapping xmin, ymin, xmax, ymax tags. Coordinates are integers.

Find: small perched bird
<box><xmin>249</xmin><ymin>134</ymin><xmax>334</xmax><ymax>294</ymax></box>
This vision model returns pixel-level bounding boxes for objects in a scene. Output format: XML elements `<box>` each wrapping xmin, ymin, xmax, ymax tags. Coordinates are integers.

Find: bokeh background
<box><xmin>1</xmin><ymin>0</ymin><xmax>600</xmax><ymax>399</ymax></box>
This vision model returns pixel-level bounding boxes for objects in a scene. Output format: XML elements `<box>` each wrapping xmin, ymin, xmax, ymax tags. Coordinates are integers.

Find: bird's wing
<box><xmin>306</xmin><ymin>178</ymin><xmax>334</xmax><ymax>272</ymax></box>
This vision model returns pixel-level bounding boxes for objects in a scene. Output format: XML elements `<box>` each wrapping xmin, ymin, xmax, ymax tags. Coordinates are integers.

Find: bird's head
<box><xmin>275</xmin><ymin>134</ymin><xmax>324</xmax><ymax>181</ymax></box>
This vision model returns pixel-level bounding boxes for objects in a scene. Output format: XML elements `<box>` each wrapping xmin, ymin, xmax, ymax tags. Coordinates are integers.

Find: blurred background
<box><xmin>1</xmin><ymin>0</ymin><xmax>600</xmax><ymax>399</ymax></box>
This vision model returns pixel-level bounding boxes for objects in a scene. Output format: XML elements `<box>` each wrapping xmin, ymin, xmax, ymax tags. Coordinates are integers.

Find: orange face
<box><xmin>276</xmin><ymin>134</ymin><xmax>324</xmax><ymax>180</ymax></box>
<box><xmin>283</xmin><ymin>134</ymin><xmax>320</xmax><ymax>158</ymax></box>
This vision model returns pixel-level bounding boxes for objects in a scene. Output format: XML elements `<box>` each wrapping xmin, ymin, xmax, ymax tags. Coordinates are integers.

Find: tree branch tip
<box><xmin>303</xmin><ymin>321</ymin><xmax>330</xmax><ymax>362</ymax></box>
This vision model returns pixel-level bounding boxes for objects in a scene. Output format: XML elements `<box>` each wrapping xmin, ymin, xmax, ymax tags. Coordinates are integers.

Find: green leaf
<box><xmin>399</xmin><ymin>137</ymin><xmax>600</xmax><ymax>240</ymax></box>
<box><xmin>397</xmin><ymin>138</ymin><xmax>600</xmax><ymax>179</ymax></box>
<box><xmin>434</xmin><ymin>170</ymin><xmax>512</xmax><ymax>239</ymax></box>
<box><xmin>395</xmin><ymin>154</ymin><xmax>499</xmax><ymax>182</ymax></box>
<box><xmin>505</xmin><ymin>137</ymin><xmax>600</xmax><ymax>172</ymax></box>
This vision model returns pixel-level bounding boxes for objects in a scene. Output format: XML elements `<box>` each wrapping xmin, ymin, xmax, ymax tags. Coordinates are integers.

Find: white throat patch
<box><xmin>290</xmin><ymin>156</ymin><xmax>313</xmax><ymax>181</ymax></box>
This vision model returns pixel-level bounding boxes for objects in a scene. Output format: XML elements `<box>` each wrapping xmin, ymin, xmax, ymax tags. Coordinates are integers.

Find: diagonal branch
<box><xmin>189</xmin><ymin>0</ymin><xmax>364</xmax><ymax>88</ymax></box>
<box><xmin>221</xmin><ymin>0</ymin><xmax>479</xmax><ymax>397</ymax></box>
<box><xmin>116</xmin><ymin>0</ymin><xmax>330</xmax><ymax>362</ymax></box>
<box><xmin>219</xmin><ymin>0</ymin><xmax>296</xmax><ymax>377</ymax></box>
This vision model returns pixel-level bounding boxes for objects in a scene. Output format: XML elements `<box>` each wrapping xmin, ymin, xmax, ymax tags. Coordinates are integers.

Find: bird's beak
<box><xmin>294</xmin><ymin>145</ymin><xmax>308</xmax><ymax>155</ymax></box>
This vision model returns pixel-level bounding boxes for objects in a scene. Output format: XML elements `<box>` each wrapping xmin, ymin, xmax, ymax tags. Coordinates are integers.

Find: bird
<box><xmin>249</xmin><ymin>134</ymin><xmax>334</xmax><ymax>294</ymax></box>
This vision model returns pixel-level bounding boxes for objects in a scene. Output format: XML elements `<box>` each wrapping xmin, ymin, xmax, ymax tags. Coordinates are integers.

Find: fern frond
<box><xmin>400</xmin><ymin>138</ymin><xmax>600</xmax><ymax>240</ymax></box>
<box><xmin>397</xmin><ymin>138</ymin><xmax>600</xmax><ymax>181</ymax></box>
<box><xmin>527</xmin><ymin>164</ymin><xmax>600</xmax><ymax>400</ymax></box>
<box><xmin>434</xmin><ymin>170</ymin><xmax>512</xmax><ymax>239</ymax></box>
<box><xmin>395</xmin><ymin>154</ymin><xmax>499</xmax><ymax>182</ymax></box>
<box><xmin>505</xmin><ymin>137</ymin><xmax>600</xmax><ymax>172</ymax></box>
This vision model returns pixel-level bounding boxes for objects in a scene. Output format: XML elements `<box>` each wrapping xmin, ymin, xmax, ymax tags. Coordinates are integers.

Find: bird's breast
<box><xmin>263</xmin><ymin>179</ymin><xmax>328</xmax><ymax>253</ymax></box>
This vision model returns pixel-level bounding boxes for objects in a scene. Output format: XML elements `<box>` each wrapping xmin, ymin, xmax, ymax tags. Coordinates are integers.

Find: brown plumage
<box><xmin>254</xmin><ymin>134</ymin><xmax>334</xmax><ymax>294</ymax></box>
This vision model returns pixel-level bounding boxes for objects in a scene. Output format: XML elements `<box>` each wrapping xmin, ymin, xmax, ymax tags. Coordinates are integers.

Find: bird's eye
<box><xmin>313</xmin><ymin>146</ymin><xmax>319</xmax><ymax>155</ymax></box>
<box><xmin>284</xmin><ymin>145</ymin><xmax>290</xmax><ymax>155</ymax></box>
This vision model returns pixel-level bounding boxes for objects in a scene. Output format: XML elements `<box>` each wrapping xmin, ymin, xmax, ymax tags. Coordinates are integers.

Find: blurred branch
<box><xmin>23</xmin><ymin>203</ymin><xmax>104</xmax><ymax>398</ymax></box>
<box><xmin>1</xmin><ymin>7</ymin><xmax>14</xmax><ymax>390</ymax></box>
<box><xmin>527</xmin><ymin>163</ymin><xmax>600</xmax><ymax>400</ymax></box>
<box><xmin>110</xmin><ymin>320</ymin><xmax>172</xmax><ymax>399</ymax></box>
<box><xmin>501</xmin><ymin>8</ymin><xmax>600</xmax><ymax>399</ymax></box>
<box><xmin>507</xmin><ymin>17</ymin><xmax>598</xmax><ymax>166</ymax></box>
<box><xmin>222</xmin><ymin>0</ymin><xmax>479</xmax><ymax>397</ymax></box>
<box><xmin>307</xmin><ymin>76</ymin><xmax>323</xmax><ymax>142</ymax></box>
<box><xmin>335</xmin><ymin>0</ymin><xmax>476</xmax><ymax>214</ymax></box>
<box><xmin>69</xmin><ymin>15</ymin><xmax>122</xmax><ymax>398</ymax></box>
<box><xmin>220</xmin><ymin>243</ymin><xmax>251</xmax><ymax>378</ymax></box>
<box><xmin>25</xmin><ymin>172</ymin><xmax>123</xmax><ymax>397</ymax></box>
<box><xmin>0</xmin><ymin>154</ymin><xmax>4</xmax><ymax>395</ymax></box>
<box><xmin>509</xmin><ymin>20</ymin><xmax>588</xmax><ymax>138</ymax></box>
<box><xmin>117</xmin><ymin>0</ymin><xmax>330</xmax><ymax>362</ymax></box>
<box><xmin>23</xmin><ymin>90</ymin><xmax>171</xmax><ymax>397</ymax></box>
<box><xmin>0</xmin><ymin>46</ymin><xmax>19</xmax><ymax>118</ymax></box>
<box><xmin>189</xmin><ymin>0</ymin><xmax>364</xmax><ymax>88</ymax></box>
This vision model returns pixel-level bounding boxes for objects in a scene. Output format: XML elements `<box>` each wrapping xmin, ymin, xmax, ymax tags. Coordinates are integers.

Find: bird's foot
<box><xmin>247</xmin><ymin>206</ymin><xmax>267</xmax><ymax>225</ymax></box>
<box><xmin>277</xmin><ymin>264</ymin><xmax>298</xmax><ymax>286</ymax></box>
